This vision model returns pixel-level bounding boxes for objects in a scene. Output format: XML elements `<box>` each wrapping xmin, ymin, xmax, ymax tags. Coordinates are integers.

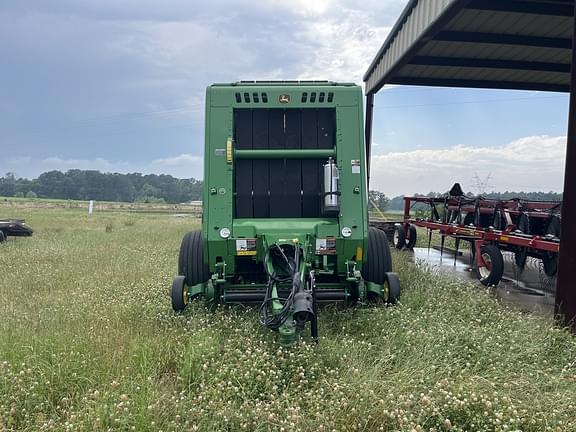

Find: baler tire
<box><xmin>178</xmin><ymin>230</ymin><xmax>209</xmax><ymax>287</ymax></box>
<box><xmin>171</xmin><ymin>276</ymin><xmax>187</xmax><ymax>312</ymax></box>
<box><xmin>362</xmin><ymin>227</ymin><xmax>392</xmax><ymax>285</ymax></box>
<box><xmin>478</xmin><ymin>244</ymin><xmax>504</xmax><ymax>286</ymax></box>
<box><xmin>405</xmin><ymin>225</ymin><xmax>417</xmax><ymax>249</ymax></box>
<box><xmin>384</xmin><ymin>272</ymin><xmax>400</xmax><ymax>304</ymax></box>
<box><xmin>0</xmin><ymin>231</ymin><xmax>5</xmax><ymax>243</ymax></box>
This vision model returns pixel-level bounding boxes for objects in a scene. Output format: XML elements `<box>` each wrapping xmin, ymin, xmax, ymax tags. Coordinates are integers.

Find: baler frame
<box><xmin>172</xmin><ymin>81</ymin><xmax>400</xmax><ymax>345</ymax></box>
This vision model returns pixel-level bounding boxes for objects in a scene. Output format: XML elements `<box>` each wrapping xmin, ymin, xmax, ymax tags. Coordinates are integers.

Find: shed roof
<box><xmin>364</xmin><ymin>0</ymin><xmax>574</xmax><ymax>94</ymax></box>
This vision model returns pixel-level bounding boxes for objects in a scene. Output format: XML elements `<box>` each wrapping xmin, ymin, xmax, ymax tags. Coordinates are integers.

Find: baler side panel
<box><xmin>336</xmin><ymin>101</ymin><xmax>368</xmax><ymax>267</ymax></box>
<box><xmin>204</xmin><ymin>102</ymin><xmax>234</xmax><ymax>273</ymax></box>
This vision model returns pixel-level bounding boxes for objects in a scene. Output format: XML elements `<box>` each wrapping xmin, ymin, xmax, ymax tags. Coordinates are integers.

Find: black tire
<box><xmin>178</xmin><ymin>231</ymin><xmax>209</xmax><ymax>287</ymax></box>
<box><xmin>478</xmin><ymin>244</ymin><xmax>504</xmax><ymax>286</ymax></box>
<box><xmin>0</xmin><ymin>231</ymin><xmax>5</xmax><ymax>243</ymax></box>
<box><xmin>384</xmin><ymin>272</ymin><xmax>400</xmax><ymax>304</ymax></box>
<box><xmin>393</xmin><ymin>225</ymin><xmax>417</xmax><ymax>249</ymax></box>
<box><xmin>405</xmin><ymin>225</ymin><xmax>417</xmax><ymax>249</ymax></box>
<box><xmin>542</xmin><ymin>215</ymin><xmax>561</xmax><ymax>277</ymax></box>
<box><xmin>514</xmin><ymin>213</ymin><xmax>529</xmax><ymax>269</ymax></box>
<box><xmin>393</xmin><ymin>225</ymin><xmax>405</xmax><ymax>249</ymax></box>
<box><xmin>362</xmin><ymin>227</ymin><xmax>393</xmax><ymax>284</ymax></box>
<box><xmin>171</xmin><ymin>275</ymin><xmax>187</xmax><ymax>312</ymax></box>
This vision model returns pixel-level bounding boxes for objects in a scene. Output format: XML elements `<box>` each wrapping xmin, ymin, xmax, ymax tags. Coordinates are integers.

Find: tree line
<box><xmin>0</xmin><ymin>170</ymin><xmax>563</xmax><ymax>207</ymax></box>
<box><xmin>0</xmin><ymin>170</ymin><xmax>203</xmax><ymax>204</ymax></box>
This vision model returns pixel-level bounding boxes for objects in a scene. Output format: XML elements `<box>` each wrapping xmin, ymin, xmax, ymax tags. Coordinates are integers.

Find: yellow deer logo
<box><xmin>279</xmin><ymin>94</ymin><xmax>291</xmax><ymax>104</ymax></box>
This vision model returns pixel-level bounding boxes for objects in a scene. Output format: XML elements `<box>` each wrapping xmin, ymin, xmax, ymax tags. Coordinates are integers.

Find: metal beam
<box><xmin>555</xmin><ymin>2</ymin><xmax>576</xmax><ymax>331</ymax></box>
<box><xmin>434</xmin><ymin>31</ymin><xmax>572</xmax><ymax>49</ymax></box>
<box><xmin>389</xmin><ymin>76</ymin><xmax>570</xmax><ymax>93</ymax></box>
<box><xmin>410</xmin><ymin>56</ymin><xmax>571</xmax><ymax>73</ymax></box>
<box><xmin>467</xmin><ymin>0</ymin><xmax>575</xmax><ymax>17</ymax></box>
<box><xmin>365</xmin><ymin>93</ymin><xmax>374</xmax><ymax>186</ymax></box>
<box><xmin>234</xmin><ymin>149</ymin><xmax>335</xmax><ymax>160</ymax></box>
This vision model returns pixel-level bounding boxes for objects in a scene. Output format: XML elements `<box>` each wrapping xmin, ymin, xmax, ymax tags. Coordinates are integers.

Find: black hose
<box><xmin>259</xmin><ymin>244</ymin><xmax>301</xmax><ymax>330</ymax></box>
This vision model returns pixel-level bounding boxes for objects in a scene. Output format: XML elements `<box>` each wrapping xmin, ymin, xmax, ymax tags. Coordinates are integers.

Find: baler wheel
<box><xmin>0</xmin><ymin>231</ymin><xmax>5</xmax><ymax>243</ymax></box>
<box><xmin>178</xmin><ymin>230</ymin><xmax>209</xmax><ymax>287</ymax></box>
<box><xmin>362</xmin><ymin>227</ymin><xmax>392</xmax><ymax>284</ymax></box>
<box><xmin>478</xmin><ymin>244</ymin><xmax>504</xmax><ymax>286</ymax></box>
<box><xmin>171</xmin><ymin>276</ymin><xmax>187</xmax><ymax>312</ymax></box>
<box><xmin>384</xmin><ymin>272</ymin><xmax>400</xmax><ymax>304</ymax></box>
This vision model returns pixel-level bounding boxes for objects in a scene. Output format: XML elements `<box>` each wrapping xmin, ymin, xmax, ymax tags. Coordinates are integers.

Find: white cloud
<box><xmin>296</xmin><ymin>15</ymin><xmax>392</xmax><ymax>81</ymax></box>
<box><xmin>370</xmin><ymin>135</ymin><xmax>566</xmax><ymax>197</ymax></box>
<box><xmin>150</xmin><ymin>153</ymin><xmax>204</xmax><ymax>177</ymax></box>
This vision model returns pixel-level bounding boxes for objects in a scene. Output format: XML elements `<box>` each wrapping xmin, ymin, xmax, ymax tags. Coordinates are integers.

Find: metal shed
<box><xmin>364</xmin><ymin>0</ymin><xmax>576</xmax><ymax>328</ymax></box>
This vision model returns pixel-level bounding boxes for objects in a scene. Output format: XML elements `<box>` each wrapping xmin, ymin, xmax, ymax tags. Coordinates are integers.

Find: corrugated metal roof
<box><xmin>364</xmin><ymin>0</ymin><xmax>574</xmax><ymax>94</ymax></box>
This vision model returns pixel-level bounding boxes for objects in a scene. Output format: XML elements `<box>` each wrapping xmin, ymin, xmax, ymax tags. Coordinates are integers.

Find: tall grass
<box><xmin>1</xmin><ymin>207</ymin><xmax>575</xmax><ymax>431</ymax></box>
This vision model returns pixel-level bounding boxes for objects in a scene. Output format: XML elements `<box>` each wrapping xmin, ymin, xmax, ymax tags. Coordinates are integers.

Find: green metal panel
<box><xmin>202</xmin><ymin>82</ymin><xmax>368</xmax><ymax>277</ymax></box>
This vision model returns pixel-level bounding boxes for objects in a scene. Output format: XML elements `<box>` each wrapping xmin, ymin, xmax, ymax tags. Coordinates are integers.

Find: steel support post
<box><xmin>555</xmin><ymin>5</ymin><xmax>576</xmax><ymax>331</ymax></box>
<box><xmin>365</xmin><ymin>92</ymin><xmax>375</xmax><ymax>186</ymax></box>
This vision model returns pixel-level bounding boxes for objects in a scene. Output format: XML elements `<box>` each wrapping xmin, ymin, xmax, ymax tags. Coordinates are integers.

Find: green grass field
<box><xmin>1</xmin><ymin>206</ymin><xmax>576</xmax><ymax>431</ymax></box>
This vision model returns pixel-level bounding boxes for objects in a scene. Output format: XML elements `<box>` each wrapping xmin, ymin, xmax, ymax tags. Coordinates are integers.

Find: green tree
<box><xmin>0</xmin><ymin>172</ymin><xmax>16</xmax><ymax>196</ymax></box>
<box><xmin>368</xmin><ymin>190</ymin><xmax>389</xmax><ymax>212</ymax></box>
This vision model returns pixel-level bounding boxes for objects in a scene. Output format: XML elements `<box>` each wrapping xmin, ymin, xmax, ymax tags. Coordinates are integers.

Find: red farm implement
<box><xmin>391</xmin><ymin>195</ymin><xmax>561</xmax><ymax>286</ymax></box>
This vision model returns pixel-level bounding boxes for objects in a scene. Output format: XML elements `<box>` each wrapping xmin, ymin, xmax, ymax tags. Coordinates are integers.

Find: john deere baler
<box><xmin>172</xmin><ymin>81</ymin><xmax>399</xmax><ymax>345</ymax></box>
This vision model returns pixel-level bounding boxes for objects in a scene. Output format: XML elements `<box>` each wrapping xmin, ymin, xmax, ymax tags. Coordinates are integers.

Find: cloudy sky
<box><xmin>0</xmin><ymin>0</ymin><xmax>569</xmax><ymax>196</ymax></box>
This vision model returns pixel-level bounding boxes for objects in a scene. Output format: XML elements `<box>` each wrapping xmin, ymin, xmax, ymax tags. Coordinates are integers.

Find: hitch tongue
<box><xmin>292</xmin><ymin>273</ymin><xmax>314</xmax><ymax>330</ymax></box>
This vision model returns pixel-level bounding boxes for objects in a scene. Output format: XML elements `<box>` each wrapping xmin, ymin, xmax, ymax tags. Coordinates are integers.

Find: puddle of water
<box><xmin>410</xmin><ymin>247</ymin><xmax>555</xmax><ymax>317</ymax></box>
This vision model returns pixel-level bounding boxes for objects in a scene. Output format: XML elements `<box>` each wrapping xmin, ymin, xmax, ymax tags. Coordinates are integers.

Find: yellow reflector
<box><xmin>356</xmin><ymin>246</ymin><xmax>363</xmax><ymax>262</ymax></box>
<box><xmin>226</xmin><ymin>138</ymin><xmax>233</xmax><ymax>164</ymax></box>
<box><xmin>236</xmin><ymin>250</ymin><xmax>257</xmax><ymax>256</ymax></box>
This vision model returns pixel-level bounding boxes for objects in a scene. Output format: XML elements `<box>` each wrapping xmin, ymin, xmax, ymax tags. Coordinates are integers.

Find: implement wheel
<box><xmin>0</xmin><ymin>231</ymin><xmax>5</xmax><ymax>243</ymax></box>
<box><xmin>178</xmin><ymin>230</ymin><xmax>209</xmax><ymax>287</ymax></box>
<box><xmin>393</xmin><ymin>225</ymin><xmax>417</xmax><ymax>249</ymax></box>
<box><xmin>363</xmin><ymin>227</ymin><xmax>392</xmax><ymax>284</ymax></box>
<box><xmin>171</xmin><ymin>276</ymin><xmax>188</xmax><ymax>312</ymax></box>
<box><xmin>478</xmin><ymin>244</ymin><xmax>504</xmax><ymax>286</ymax></box>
